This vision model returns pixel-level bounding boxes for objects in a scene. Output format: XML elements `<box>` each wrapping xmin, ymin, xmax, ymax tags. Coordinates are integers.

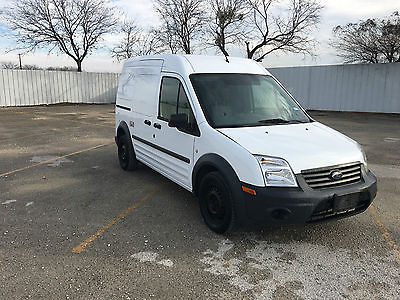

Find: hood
<box><xmin>218</xmin><ymin>122</ymin><xmax>364</xmax><ymax>174</ymax></box>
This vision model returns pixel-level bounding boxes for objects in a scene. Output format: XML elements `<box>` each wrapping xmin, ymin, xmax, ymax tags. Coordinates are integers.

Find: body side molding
<box><xmin>132</xmin><ymin>134</ymin><xmax>190</xmax><ymax>164</ymax></box>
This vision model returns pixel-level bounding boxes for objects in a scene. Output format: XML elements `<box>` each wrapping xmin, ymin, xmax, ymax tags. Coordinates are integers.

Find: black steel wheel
<box><xmin>117</xmin><ymin>134</ymin><xmax>138</xmax><ymax>171</ymax></box>
<box><xmin>199</xmin><ymin>171</ymin><xmax>236</xmax><ymax>233</ymax></box>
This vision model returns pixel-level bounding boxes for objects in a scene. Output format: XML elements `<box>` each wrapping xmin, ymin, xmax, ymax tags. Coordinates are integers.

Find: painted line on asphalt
<box><xmin>369</xmin><ymin>205</ymin><xmax>400</xmax><ymax>265</ymax></box>
<box><xmin>72</xmin><ymin>187</ymin><xmax>161</xmax><ymax>254</ymax></box>
<box><xmin>0</xmin><ymin>143</ymin><xmax>112</xmax><ymax>178</ymax></box>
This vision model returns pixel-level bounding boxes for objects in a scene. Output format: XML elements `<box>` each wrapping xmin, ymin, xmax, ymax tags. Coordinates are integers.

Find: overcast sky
<box><xmin>0</xmin><ymin>0</ymin><xmax>398</xmax><ymax>73</ymax></box>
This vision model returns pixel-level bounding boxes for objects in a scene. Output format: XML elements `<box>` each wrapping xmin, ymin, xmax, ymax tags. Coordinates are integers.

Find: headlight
<box><xmin>357</xmin><ymin>143</ymin><xmax>368</xmax><ymax>172</ymax></box>
<box><xmin>254</xmin><ymin>155</ymin><xmax>297</xmax><ymax>187</ymax></box>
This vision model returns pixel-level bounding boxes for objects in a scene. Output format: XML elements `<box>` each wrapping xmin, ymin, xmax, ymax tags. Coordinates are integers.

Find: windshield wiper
<box><xmin>258</xmin><ymin>118</ymin><xmax>291</xmax><ymax>124</ymax></box>
<box><xmin>258</xmin><ymin>118</ymin><xmax>309</xmax><ymax>125</ymax></box>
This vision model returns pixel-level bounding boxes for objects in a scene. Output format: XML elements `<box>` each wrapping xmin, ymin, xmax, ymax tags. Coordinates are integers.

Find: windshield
<box><xmin>190</xmin><ymin>73</ymin><xmax>311</xmax><ymax>128</ymax></box>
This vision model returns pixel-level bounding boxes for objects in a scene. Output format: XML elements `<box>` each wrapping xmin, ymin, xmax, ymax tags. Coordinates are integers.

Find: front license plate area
<box><xmin>333</xmin><ymin>193</ymin><xmax>361</xmax><ymax>212</ymax></box>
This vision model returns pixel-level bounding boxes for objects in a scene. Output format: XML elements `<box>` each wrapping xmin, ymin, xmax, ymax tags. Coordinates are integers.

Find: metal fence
<box><xmin>0</xmin><ymin>69</ymin><xmax>119</xmax><ymax>107</ymax></box>
<box><xmin>269</xmin><ymin>63</ymin><xmax>400</xmax><ymax>114</ymax></box>
<box><xmin>1</xmin><ymin>64</ymin><xmax>399</xmax><ymax>113</ymax></box>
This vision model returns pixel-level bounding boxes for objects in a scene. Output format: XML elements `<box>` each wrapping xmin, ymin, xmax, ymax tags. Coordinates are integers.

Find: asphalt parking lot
<box><xmin>1</xmin><ymin>104</ymin><xmax>399</xmax><ymax>299</ymax></box>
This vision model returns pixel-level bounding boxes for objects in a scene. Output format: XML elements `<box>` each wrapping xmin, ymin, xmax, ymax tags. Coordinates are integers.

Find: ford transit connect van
<box><xmin>115</xmin><ymin>54</ymin><xmax>377</xmax><ymax>233</ymax></box>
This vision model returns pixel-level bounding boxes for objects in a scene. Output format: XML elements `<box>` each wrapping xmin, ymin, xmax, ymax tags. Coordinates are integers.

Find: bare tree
<box><xmin>21</xmin><ymin>64</ymin><xmax>42</xmax><ymax>70</ymax></box>
<box><xmin>1</xmin><ymin>61</ymin><xmax>43</xmax><ymax>70</ymax></box>
<box><xmin>46</xmin><ymin>66</ymin><xmax>78</xmax><ymax>71</ymax></box>
<box><xmin>208</xmin><ymin>0</ymin><xmax>249</xmax><ymax>57</ymax></box>
<box><xmin>3</xmin><ymin>0</ymin><xmax>117</xmax><ymax>71</ymax></box>
<box><xmin>111</xmin><ymin>20</ymin><xmax>141</xmax><ymax>61</ymax></box>
<box><xmin>152</xmin><ymin>27</ymin><xmax>179</xmax><ymax>54</ymax></box>
<box><xmin>245</xmin><ymin>0</ymin><xmax>322</xmax><ymax>62</ymax></box>
<box><xmin>1</xmin><ymin>62</ymin><xmax>20</xmax><ymax>69</ymax></box>
<box><xmin>331</xmin><ymin>12</ymin><xmax>400</xmax><ymax>64</ymax></box>
<box><xmin>136</xmin><ymin>30</ymin><xmax>166</xmax><ymax>56</ymax></box>
<box><xmin>111</xmin><ymin>20</ymin><xmax>165</xmax><ymax>61</ymax></box>
<box><xmin>153</xmin><ymin>0</ymin><xmax>207</xmax><ymax>54</ymax></box>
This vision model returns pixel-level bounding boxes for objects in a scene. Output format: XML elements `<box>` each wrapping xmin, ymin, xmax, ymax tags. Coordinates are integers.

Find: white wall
<box><xmin>269</xmin><ymin>63</ymin><xmax>400</xmax><ymax>114</ymax></box>
<box><xmin>0</xmin><ymin>69</ymin><xmax>119</xmax><ymax>107</ymax></box>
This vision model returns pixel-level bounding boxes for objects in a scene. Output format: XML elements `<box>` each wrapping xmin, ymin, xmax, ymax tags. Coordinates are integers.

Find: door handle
<box><xmin>153</xmin><ymin>123</ymin><xmax>161</xmax><ymax>129</ymax></box>
<box><xmin>144</xmin><ymin>120</ymin><xmax>151</xmax><ymax>126</ymax></box>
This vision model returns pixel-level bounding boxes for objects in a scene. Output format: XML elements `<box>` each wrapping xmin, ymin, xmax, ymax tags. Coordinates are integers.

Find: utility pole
<box><xmin>18</xmin><ymin>54</ymin><xmax>22</xmax><ymax>69</ymax></box>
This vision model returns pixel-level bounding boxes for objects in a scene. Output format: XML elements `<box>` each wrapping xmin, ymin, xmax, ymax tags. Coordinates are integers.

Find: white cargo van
<box><xmin>115</xmin><ymin>54</ymin><xmax>377</xmax><ymax>233</ymax></box>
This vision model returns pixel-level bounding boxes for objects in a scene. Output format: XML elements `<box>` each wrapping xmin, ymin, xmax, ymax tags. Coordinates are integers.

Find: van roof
<box><xmin>123</xmin><ymin>54</ymin><xmax>270</xmax><ymax>76</ymax></box>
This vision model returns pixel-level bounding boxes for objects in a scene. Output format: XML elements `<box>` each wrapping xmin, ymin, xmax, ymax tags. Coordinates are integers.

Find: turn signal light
<box><xmin>242</xmin><ymin>186</ymin><xmax>256</xmax><ymax>196</ymax></box>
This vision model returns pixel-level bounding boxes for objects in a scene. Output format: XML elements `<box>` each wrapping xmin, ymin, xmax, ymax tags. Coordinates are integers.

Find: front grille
<box><xmin>302</xmin><ymin>162</ymin><xmax>362</xmax><ymax>189</ymax></box>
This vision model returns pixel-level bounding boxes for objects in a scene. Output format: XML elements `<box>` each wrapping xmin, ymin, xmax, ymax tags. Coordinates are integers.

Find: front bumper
<box><xmin>240</xmin><ymin>170</ymin><xmax>377</xmax><ymax>225</ymax></box>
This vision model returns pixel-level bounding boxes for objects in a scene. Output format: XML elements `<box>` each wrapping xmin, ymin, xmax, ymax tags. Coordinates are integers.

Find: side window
<box><xmin>159</xmin><ymin>77</ymin><xmax>179</xmax><ymax>120</ymax></box>
<box><xmin>159</xmin><ymin>76</ymin><xmax>199</xmax><ymax>135</ymax></box>
<box><xmin>177</xmin><ymin>85</ymin><xmax>196</xmax><ymax>128</ymax></box>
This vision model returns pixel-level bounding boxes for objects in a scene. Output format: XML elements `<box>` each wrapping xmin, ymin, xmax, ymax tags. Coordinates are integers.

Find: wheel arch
<box><xmin>192</xmin><ymin>153</ymin><xmax>247</xmax><ymax>226</ymax></box>
<box><xmin>192</xmin><ymin>153</ymin><xmax>240</xmax><ymax>197</ymax></box>
<box><xmin>116</xmin><ymin>121</ymin><xmax>130</xmax><ymax>144</ymax></box>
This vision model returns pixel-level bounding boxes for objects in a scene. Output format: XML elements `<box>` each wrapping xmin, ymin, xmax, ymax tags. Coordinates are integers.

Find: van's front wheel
<box><xmin>118</xmin><ymin>134</ymin><xmax>138</xmax><ymax>171</ymax></box>
<box><xmin>199</xmin><ymin>172</ymin><xmax>236</xmax><ymax>234</ymax></box>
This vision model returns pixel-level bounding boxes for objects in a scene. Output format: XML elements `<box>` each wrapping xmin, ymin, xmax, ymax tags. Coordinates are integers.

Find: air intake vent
<box><xmin>302</xmin><ymin>162</ymin><xmax>362</xmax><ymax>189</ymax></box>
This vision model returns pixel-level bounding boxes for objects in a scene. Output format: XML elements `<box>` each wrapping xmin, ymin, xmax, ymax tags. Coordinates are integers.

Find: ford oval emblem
<box><xmin>330</xmin><ymin>170</ymin><xmax>343</xmax><ymax>181</ymax></box>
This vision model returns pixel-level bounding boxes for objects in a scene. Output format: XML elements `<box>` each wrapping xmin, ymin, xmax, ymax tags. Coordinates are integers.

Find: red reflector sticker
<box><xmin>242</xmin><ymin>186</ymin><xmax>256</xmax><ymax>196</ymax></box>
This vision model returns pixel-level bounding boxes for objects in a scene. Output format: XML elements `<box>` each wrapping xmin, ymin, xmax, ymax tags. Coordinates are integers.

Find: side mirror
<box><xmin>168</xmin><ymin>113</ymin><xmax>188</xmax><ymax>129</ymax></box>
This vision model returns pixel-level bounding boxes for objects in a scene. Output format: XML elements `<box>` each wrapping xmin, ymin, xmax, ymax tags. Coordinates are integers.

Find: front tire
<box><xmin>118</xmin><ymin>134</ymin><xmax>138</xmax><ymax>171</ymax></box>
<box><xmin>199</xmin><ymin>171</ymin><xmax>236</xmax><ymax>234</ymax></box>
